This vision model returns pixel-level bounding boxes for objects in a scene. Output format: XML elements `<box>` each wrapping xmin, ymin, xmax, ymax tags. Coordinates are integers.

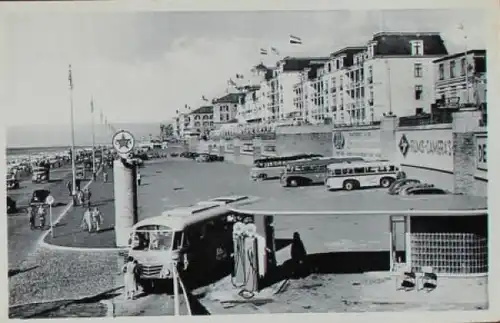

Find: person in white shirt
<box><xmin>81</xmin><ymin>208</ymin><xmax>93</xmax><ymax>232</ymax></box>
<box><xmin>92</xmin><ymin>207</ymin><xmax>103</xmax><ymax>232</ymax></box>
<box><xmin>137</xmin><ymin>171</ymin><xmax>142</xmax><ymax>186</ymax></box>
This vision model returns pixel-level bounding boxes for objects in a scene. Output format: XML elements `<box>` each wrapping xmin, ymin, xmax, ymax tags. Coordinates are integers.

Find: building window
<box><xmin>450</xmin><ymin>60</ymin><xmax>456</xmax><ymax>78</ymax></box>
<box><xmin>438</xmin><ymin>64</ymin><xmax>444</xmax><ymax>80</ymax></box>
<box><xmin>328</xmin><ymin>63</ymin><xmax>332</xmax><ymax>72</ymax></box>
<box><xmin>415</xmin><ymin>85</ymin><xmax>423</xmax><ymax>100</ymax></box>
<box><xmin>460</xmin><ymin>57</ymin><xmax>466</xmax><ymax>76</ymax></box>
<box><xmin>410</xmin><ymin>40</ymin><xmax>424</xmax><ymax>56</ymax></box>
<box><xmin>336</xmin><ymin>60</ymin><xmax>340</xmax><ymax>70</ymax></box>
<box><xmin>414</xmin><ymin>63</ymin><xmax>423</xmax><ymax>77</ymax></box>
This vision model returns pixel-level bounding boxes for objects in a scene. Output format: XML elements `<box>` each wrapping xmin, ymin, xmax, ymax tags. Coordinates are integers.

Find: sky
<box><xmin>0</xmin><ymin>8</ymin><xmax>490</xmax><ymax>134</ymax></box>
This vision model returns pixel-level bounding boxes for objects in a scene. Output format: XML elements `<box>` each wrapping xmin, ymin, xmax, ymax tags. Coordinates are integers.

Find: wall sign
<box><xmin>242</xmin><ymin>143</ymin><xmax>254</xmax><ymax>153</ymax></box>
<box><xmin>477</xmin><ymin>135</ymin><xmax>487</xmax><ymax>172</ymax></box>
<box><xmin>396</xmin><ymin>128</ymin><xmax>454</xmax><ymax>173</ymax></box>
<box><xmin>332</xmin><ymin>129</ymin><xmax>381</xmax><ymax>159</ymax></box>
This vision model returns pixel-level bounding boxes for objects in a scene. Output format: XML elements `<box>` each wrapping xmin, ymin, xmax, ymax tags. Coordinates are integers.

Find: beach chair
<box><xmin>419</xmin><ymin>266</ymin><xmax>437</xmax><ymax>292</ymax></box>
<box><xmin>396</xmin><ymin>265</ymin><xmax>416</xmax><ymax>291</ymax></box>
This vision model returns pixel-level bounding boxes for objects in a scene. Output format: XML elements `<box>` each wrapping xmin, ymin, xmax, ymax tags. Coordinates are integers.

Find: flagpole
<box><xmin>91</xmin><ymin>98</ymin><xmax>96</xmax><ymax>180</ymax></box>
<box><xmin>68</xmin><ymin>65</ymin><xmax>77</xmax><ymax>201</ymax></box>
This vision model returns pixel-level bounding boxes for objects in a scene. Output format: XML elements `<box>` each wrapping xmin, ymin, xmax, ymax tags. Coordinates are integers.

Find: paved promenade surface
<box><xmin>7</xmin><ymin>167</ymin><xmax>78</xmax><ymax>271</ymax></box>
<box><xmin>44</xmin><ymin>169</ymin><xmax>116</xmax><ymax>248</ymax></box>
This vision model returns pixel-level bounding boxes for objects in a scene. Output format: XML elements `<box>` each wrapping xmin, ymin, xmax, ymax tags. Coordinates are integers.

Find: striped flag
<box><xmin>271</xmin><ymin>47</ymin><xmax>280</xmax><ymax>55</ymax></box>
<box><xmin>260</xmin><ymin>48</ymin><xmax>268</xmax><ymax>55</ymax></box>
<box><xmin>68</xmin><ymin>64</ymin><xmax>73</xmax><ymax>90</ymax></box>
<box><xmin>202</xmin><ymin>95</ymin><xmax>209</xmax><ymax>101</ymax></box>
<box><xmin>290</xmin><ymin>35</ymin><xmax>302</xmax><ymax>44</ymax></box>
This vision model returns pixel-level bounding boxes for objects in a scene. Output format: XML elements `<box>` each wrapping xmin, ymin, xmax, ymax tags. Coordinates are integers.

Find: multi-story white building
<box><xmin>297</xmin><ymin>32</ymin><xmax>449</xmax><ymax>126</ymax></box>
<box><xmin>212</xmin><ymin>93</ymin><xmax>245</xmax><ymax>127</ymax></box>
<box><xmin>433</xmin><ymin>49</ymin><xmax>487</xmax><ymax>108</ymax></box>
<box><xmin>269</xmin><ymin>57</ymin><xmax>328</xmax><ymax>121</ymax></box>
<box><xmin>174</xmin><ymin>106</ymin><xmax>214</xmax><ymax>137</ymax></box>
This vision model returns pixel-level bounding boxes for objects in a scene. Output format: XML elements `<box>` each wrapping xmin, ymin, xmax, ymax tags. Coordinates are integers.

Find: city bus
<box><xmin>127</xmin><ymin>196</ymin><xmax>256</xmax><ymax>293</ymax></box>
<box><xmin>325</xmin><ymin>161</ymin><xmax>399</xmax><ymax>191</ymax></box>
<box><xmin>280</xmin><ymin>156</ymin><xmax>364</xmax><ymax>187</ymax></box>
<box><xmin>250</xmin><ymin>153</ymin><xmax>323</xmax><ymax>181</ymax></box>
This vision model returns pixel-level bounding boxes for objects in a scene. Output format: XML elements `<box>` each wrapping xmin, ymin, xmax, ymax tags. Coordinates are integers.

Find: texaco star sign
<box><xmin>112</xmin><ymin>130</ymin><xmax>135</xmax><ymax>155</ymax></box>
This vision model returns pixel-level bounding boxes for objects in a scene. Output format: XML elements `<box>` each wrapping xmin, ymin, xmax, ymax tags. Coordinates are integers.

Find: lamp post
<box><xmin>459</xmin><ymin>24</ymin><xmax>470</xmax><ymax>104</ymax></box>
<box><xmin>68</xmin><ymin>65</ymin><xmax>77</xmax><ymax>204</ymax></box>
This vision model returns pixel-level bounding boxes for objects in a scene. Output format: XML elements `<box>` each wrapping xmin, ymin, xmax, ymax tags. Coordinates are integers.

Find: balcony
<box><xmin>367</xmin><ymin>77</ymin><xmax>373</xmax><ymax>84</ymax></box>
<box><xmin>368</xmin><ymin>99</ymin><xmax>374</xmax><ymax>106</ymax></box>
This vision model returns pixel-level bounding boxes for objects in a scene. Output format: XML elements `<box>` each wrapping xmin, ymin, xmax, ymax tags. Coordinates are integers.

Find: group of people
<box><xmin>27</xmin><ymin>205</ymin><xmax>47</xmax><ymax>230</ymax></box>
<box><xmin>80</xmin><ymin>207</ymin><xmax>103</xmax><ymax>233</ymax></box>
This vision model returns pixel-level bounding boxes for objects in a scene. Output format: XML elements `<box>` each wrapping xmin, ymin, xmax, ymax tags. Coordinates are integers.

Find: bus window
<box><xmin>389</xmin><ymin>165</ymin><xmax>396</xmax><ymax>171</ymax></box>
<box><xmin>342</xmin><ymin>168</ymin><xmax>349</xmax><ymax>175</ymax></box>
<box><xmin>172</xmin><ymin>232</ymin><xmax>183</xmax><ymax>250</ymax></box>
<box><xmin>148</xmin><ymin>231</ymin><xmax>173</xmax><ymax>250</ymax></box>
<box><xmin>348</xmin><ymin>168</ymin><xmax>354</xmax><ymax>174</ymax></box>
<box><xmin>354</xmin><ymin>167</ymin><xmax>365</xmax><ymax>174</ymax></box>
<box><xmin>334</xmin><ymin>169</ymin><xmax>342</xmax><ymax>176</ymax></box>
<box><xmin>378</xmin><ymin>166</ymin><xmax>387</xmax><ymax>172</ymax></box>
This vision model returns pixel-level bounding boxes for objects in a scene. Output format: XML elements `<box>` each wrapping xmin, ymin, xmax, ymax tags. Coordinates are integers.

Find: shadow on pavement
<box><xmin>8</xmin><ymin>265</ymin><xmax>40</xmax><ymax>278</ymax></box>
<box><xmin>259</xmin><ymin>250</ymin><xmax>397</xmax><ymax>290</ymax></box>
<box><xmin>9</xmin><ymin>287</ymin><xmax>123</xmax><ymax>319</ymax></box>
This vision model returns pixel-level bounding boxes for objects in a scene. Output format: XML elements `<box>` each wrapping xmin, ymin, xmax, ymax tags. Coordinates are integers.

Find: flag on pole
<box><xmin>68</xmin><ymin>65</ymin><xmax>73</xmax><ymax>90</ymax></box>
<box><xmin>236</xmin><ymin>74</ymin><xmax>244</xmax><ymax>79</ymax></box>
<box><xmin>228</xmin><ymin>78</ymin><xmax>237</xmax><ymax>86</ymax></box>
<box><xmin>260</xmin><ymin>48</ymin><xmax>268</xmax><ymax>55</ymax></box>
<box><xmin>90</xmin><ymin>97</ymin><xmax>94</xmax><ymax>113</ymax></box>
<box><xmin>290</xmin><ymin>35</ymin><xmax>302</xmax><ymax>44</ymax></box>
<box><xmin>271</xmin><ymin>47</ymin><xmax>280</xmax><ymax>55</ymax></box>
<box><xmin>202</xmin><ymin>95</ymin><xmax>209</xmax><ymax>101</ymax></box>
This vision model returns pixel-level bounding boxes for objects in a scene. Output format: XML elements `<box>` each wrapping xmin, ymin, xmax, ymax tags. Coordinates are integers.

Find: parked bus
<box><xmin>127</xmin><ymin>196</ymin><xmax>255</xmax><ymax>293</ymax></box>
<box><xmin>250</xmin><ymin>153</ymin><xmax>323</xmax><ymax>180</ymax></box>
<box><xmin>325</xmin><ymin>161</ymin><xmax>399</xmax><ymax>191</ymax></box>
<box><xmin>280</xmin><ymin>156</ymin><xmax>364</xmax><ymax>187</ymax></box>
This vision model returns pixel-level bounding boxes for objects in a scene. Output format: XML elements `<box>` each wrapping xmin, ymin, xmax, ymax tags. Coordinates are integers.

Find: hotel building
<box><xmin>433</xmin><ymin>49</ymin><xmax>487</xmax><ymax>108</ymax></box>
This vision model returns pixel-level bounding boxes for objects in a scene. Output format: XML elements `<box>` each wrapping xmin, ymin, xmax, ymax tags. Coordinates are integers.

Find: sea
<box><xmin>6</xmin><ymin>122</ymin><xmax>162</xmax><ymax>162</ymax></box>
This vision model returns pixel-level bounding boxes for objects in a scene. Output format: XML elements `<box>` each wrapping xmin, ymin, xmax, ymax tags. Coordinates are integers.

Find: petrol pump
<box><xmin>231</xmin><ymin>213</ymin><xmax>276</xmax><ymax>294</ymax></box>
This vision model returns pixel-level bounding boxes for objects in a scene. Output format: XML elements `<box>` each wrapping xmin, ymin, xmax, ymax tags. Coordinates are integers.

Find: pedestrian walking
<box><xmin>92</xmin><ymin>207</ymin><xmax>103</xmax><ymax>232</ymax></box>
<box><xmin>137</xmin><ymin>171</ymin><xmax>141</xmax><ymax>186</ymax></box>
<box><xmin>103</xmin><ymin>171</ymin><xmax>108</xmax><ymax>183</ymax></box>
<box><xmin>122</xmin><ymin>256</ymin><xmax>138</xmax><ymax>300</ymax></box>
<box><xmin>81</xmin><ymin>208</ymin><xmax>93</xmax><ymax>232</ymax></box>
<box><xmin>77</xmin><ymin>190</ymin><xmax>84</xmax><ymax>207</ymax></box>
<box><xmin>37</xmin><ymin>206</ymin><xmax>46</xmax><ymax>230</ymax></box>
<box><xmin>83</xmin><ymin>188</ymin><xmax>92</xmax><ymax>207</ymax></box>
<box><xmin>66</xmin><ymin>181</ymin><xmax>72</xmax><ymax>196</ymax></box>
<box><xmin>133</xmin><ymin>260</ymin><xmax>140</xmax><ymax>295</ymax></box>
<box><xmin>27</xmin><ymin>206</ymin><xmax>35</xmax><ymax>230</ymax></box>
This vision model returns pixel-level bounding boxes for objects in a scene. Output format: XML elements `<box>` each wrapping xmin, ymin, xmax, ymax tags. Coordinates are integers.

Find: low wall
<box><xmin>194</xmin><ymin>113</ymin><xmax>487</xmax><ymax>197</ymax></box>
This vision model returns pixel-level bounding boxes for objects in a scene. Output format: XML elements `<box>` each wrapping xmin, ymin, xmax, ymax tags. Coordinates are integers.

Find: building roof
<box><xmin>371</xmin><ymin>32</ymin><xmax>448</xmax><ymax>57</ymax></box>
<box><xmin>280</xmin><ymin>57</ymin><xmax>330</xmax><ymax>72</ymax></box>
<box><xmin>213</xmin><ymin>93</ymin><xmax>245</xmax><ymax>104</ymax></box>
<box><xmin>433</xmin><ymin>49</ymin><xmax>487</xmax><ymax>63</ymax></box>
<box><xmin>190</xmin><ymin>105</ymin><xmax>213</xmax><ymax>114</ymax></box>
<box><xmin>230</xmin><ymin>191</ymin><xmax>487</xmax><ymax>215</ymax></box>
<box><xmin>330</xmin><ymin>46</ymin><xmax>367</xmax><ymax>58</ymax></box>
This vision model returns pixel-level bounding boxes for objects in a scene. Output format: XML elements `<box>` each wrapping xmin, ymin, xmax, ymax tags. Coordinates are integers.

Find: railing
<box><xmin>172</xmin><ymin>263</ymin><xmax>192</xmax><ymax>316</ymax></box>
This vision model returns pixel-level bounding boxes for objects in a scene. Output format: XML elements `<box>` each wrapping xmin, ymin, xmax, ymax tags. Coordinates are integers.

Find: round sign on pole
<box><xmin>112</xmin><ymin>130</ymin><xmax>135</xmax><ymax>155</ymax></box>
<box><xmin>45</xmin><ymin>195</ymin><xmax>55</xmax><ymax>205</ymax></box>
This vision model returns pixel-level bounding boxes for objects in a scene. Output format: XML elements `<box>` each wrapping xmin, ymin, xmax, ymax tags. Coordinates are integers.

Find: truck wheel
<box><xmin>380</xmin><ymin>177</ymin><xmax>394</xmax><ymax>188</ymax></box>
<box><xmin>343</xmin><ymin>180</ymin><xmax>356</xmax><ymax>191</ymax></box>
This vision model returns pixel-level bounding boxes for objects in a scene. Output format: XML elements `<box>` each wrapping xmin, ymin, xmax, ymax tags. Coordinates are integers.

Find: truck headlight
<box><xmin>159</xmin><ymin>267</ymin><xmax>171</xmax><ymax>278</ymax></box>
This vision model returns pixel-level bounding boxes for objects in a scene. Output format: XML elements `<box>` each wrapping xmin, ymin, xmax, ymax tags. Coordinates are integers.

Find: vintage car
<box><xmin>32</xmin><ymin>166</ymin><xmax>50</xmax><ymax>183</ymax></box>
<box><xmin>30</xmin><ymin>189</ymin><xmax>52</xmax><ymax>206</ymax></box>
<box><xmin>6</xmin><ymin>174</ymin><xmax>20</xmax><ymax>190</ymax></box>
<box><xmin>7</xmin><ymin>196</ymin><xmax>17</xmax><ymax>214</ymax></box>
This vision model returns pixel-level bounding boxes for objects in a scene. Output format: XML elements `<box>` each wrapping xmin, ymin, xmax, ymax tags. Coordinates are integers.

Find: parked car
<box><xmin>170</xmin><ymin>152</ymin><xmax>179</xmax><ymax>157</ymax></box>
<box><xmin>398</xmin><ymin>183</ymin><xmax>435</xmax><ymax>196</ymax></box>
<box><xmin>388</xmin><ymin>178</ymin><xmax>421</xmax><ymax>195</ymax></box>
<box><xmin>196</xmin><ymin>153</ymin><xmax>210</xmax><ymax>163</ymax></box>
<box><xmin>208</xmin><ymin>154</ymin><xmax>220</xmax><ymax>162</ymax></box>
<box><xmin>30</xmin><ymin>189</ymin><xmax>52</xmax><ymax>206</ymax></box>
<box><xmin>403</xmin><ymin>187</ymin><xmax>449</xmax><ymax>195</ymax></box>
<box><xmin>6</xmin><ymin>174</ymin><xmax>20</xmax><ymax>190</ymax></box>
<box><xmin>7</xmin><ymin>196</ymin><xmax>17</xmax><ymax>214</ymax></box>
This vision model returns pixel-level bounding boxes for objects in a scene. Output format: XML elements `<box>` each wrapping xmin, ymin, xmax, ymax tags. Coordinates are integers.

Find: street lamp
<box><xmin>68</xmin><ymin>65</ymin><xmax>77</xmax><ymax>204</ymax></box>
<box><xmin>458</xmin><ymin>23</ymin><xmax>470</xmax><ymax>104</ymax></box>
